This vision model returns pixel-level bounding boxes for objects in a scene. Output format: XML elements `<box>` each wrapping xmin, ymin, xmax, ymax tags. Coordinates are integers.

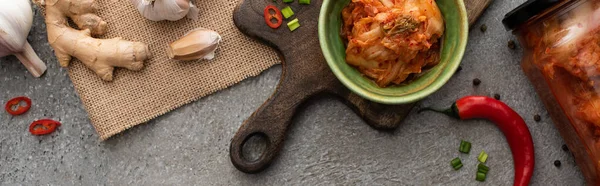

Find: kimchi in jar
<box><xmin>504</xmin><ymin>0</ymin><xmax>600</xmax><ymax>183</ymax></box>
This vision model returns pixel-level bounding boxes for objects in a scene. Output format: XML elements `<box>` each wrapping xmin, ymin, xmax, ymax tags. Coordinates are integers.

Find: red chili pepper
<box><xmin>421</xmin><ymin>96</ymin><xmax>534</xmax><ymax>186</ymax></box>
<box><xmin>4</xmin><ymin>96</ymin><xmax>31</xmax><ymax>116</ymax></box>
<box><xmin>29</xmin><ymin>119</ymin><xmax>61</xmax><ymax>136</ymax></box>
<box><xmin>264</xmin><ymin>5</ymin><xmax>283</xmax><ymax>29</ymax></box>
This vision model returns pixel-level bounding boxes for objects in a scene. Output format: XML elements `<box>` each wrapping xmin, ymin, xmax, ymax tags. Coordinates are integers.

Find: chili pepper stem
<box><xmin>418</xmin><ymin>103</ymin><xmax>460</xmax><ymax>119</ymax></box>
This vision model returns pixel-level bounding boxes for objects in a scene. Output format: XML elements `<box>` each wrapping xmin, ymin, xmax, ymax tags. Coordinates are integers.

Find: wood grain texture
<box><xmin>230</xmin><ymin>0</ymin><xmax>493</xmax><ymax>173</ymax></box>
<box><xmin>465</xmin><ymin>0</ymin><xmax>493</xmax><ymax>26</ymax></box>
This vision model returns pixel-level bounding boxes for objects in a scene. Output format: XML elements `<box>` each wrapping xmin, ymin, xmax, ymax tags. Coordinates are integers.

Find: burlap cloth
<box><xmin>55</xmin><ymin>0</ymin><xmax>278</xmax><ymax>139</ymax></box>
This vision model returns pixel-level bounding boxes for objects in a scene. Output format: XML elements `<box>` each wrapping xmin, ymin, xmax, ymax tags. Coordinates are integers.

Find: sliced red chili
<box><xmin>264</xmin><ymin>5</ymin><xmax>283</xmax><ymax>29</ymax></box>
<box><xmin>29</xmin><ymin>119</ymin><xmax>61</xmax><ymax>136</ymax></box>
<box><xmin>5</xmin><ymin>96</ymin><xmax>31</xmax><ymax>116</ymax></box>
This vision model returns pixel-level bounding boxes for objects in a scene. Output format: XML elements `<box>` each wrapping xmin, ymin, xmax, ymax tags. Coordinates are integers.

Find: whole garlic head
<box><xmin>0</xmin><ymin>0</ymin><xmax>46</xmax><ymax>77</ymax></box>
<box><xmin>131</xmin><ymin>0</ymin><xmax>199</xmax><ymax>21</ymax></box>
<box><xmin>0</xmin><ymin>0</ymin><xmax>32</xmax><ymax>57</ymax></box>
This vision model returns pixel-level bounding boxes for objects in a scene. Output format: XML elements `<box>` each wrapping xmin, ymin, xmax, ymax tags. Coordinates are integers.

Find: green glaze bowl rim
<box><xmin>318</xmin><ymin>0</ymin><xmax>468</xmax><ymax>104</ymax></box>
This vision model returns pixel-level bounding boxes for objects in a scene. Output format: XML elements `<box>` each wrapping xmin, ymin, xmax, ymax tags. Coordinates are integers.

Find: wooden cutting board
<box><xmin>230</xmin><ymin>0</ymin><xmax>494</xmax><ymax>173</ymax></box>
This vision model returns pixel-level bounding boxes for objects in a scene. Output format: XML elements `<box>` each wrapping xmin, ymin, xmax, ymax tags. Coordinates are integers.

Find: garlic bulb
<box><xmin>167</xmin><ymin>28</ymin><xmax>221</xmax><ymax>61</ymax></box>
<box><xmin>0</xmin><ymin>0</ymin><xmax>46</xmax><ymax>77</ymax></box>
<box><xmin>131</xmin><ymin>0</ymin><xmax>199</xmax><ymax>21</ymax></box>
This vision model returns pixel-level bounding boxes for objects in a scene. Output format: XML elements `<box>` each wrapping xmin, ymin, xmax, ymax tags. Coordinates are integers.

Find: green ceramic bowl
<box><xmin>319</xmin><ymin>0</ymin><xmax>468</xmax><ymax>104</ymax></box>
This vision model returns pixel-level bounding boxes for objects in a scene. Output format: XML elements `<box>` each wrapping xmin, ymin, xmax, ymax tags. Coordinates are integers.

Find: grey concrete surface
<box><xmin>0</xmin><ymin>1</ymin><xmax>585</xmax><ymax>185</ymax></box>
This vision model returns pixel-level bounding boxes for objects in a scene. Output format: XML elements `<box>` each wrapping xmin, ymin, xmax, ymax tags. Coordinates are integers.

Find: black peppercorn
<box><xmin>473</xmin><ymin>78</ymin><xmax>481</xmax><ymax>86</ymax></box>
<box><xmin>508</xmin><ymin>40</ymin><xmax>516</xmax><ymax>49</ymax></box>
<box><xmin>562</xmin><ymin>144</ymin><xmax>569</xmax><ymax>152</ymax></box>
<box><xmin>493</xmin><ymin>94</ymin><xmax>501</xmax><ymax>100</ymax></box>
<box><xmin>554</xmin><ymin>160</ymin><xmax>561</xmax><ymax>167</ymax></box>
<box><xmin>480</xmin><ymin>24</ymin><xmax>487</xmax><ymax>33</ymax></box>
<box><xmin>456</xmin><ymin>66</ymin><xmax>462</xmax><ymax>73</ymax></box>
<box><xmin>534</xmin><ymin>114</ymin><xmax>541</xmax><ymax>122</ymax></box>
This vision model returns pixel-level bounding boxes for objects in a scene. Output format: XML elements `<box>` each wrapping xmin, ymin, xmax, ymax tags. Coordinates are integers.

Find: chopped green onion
<box><xmin>478</xmin><ymin>150</ymin><xmax>488</xmax><ymax>163</ymax></box>
<box><xmin>287</xmin><ymin>18</ymin><xmax>300</xmax><ymax>31</ymax></box>
<box><xmin>299</xmin><ymin>0</ymin><xmax>310</xmax><ymax>4</ymax></box>
<box><xmin>451</xmin><ymin>157</ymin><xmax>463</xmax><ymax>170</ymax></box>
<box><xmin>283</xmin><ymin>0</ymin><xmax>293</xmax><ymax>3</ymax></box>
<box><xmin>459</xmin><ymin>140</ymin><xmax>471</xmax><ymax>154</ymax></box>
<box><xmin>476</xmin><ymin>172</ymin><xmax>486</xmax><ymax>182</ymax></box>
<box><xmin>453</xmin><ymin>164</ymin><xmax>463</xmax><ymax>170</ymax></box>
<box><xmin>281</xmin><ymin>6</ymin><xmax>294</xmax><ymax>19</ymax></box>
<box><xmin>477</xmin><ymin>163</ymin><xmax>489</xmax><ymax>174</ymax></box>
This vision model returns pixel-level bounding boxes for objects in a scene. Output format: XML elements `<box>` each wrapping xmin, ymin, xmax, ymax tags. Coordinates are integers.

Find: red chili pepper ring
<box><xmin>5</xmin><ymin>96</ymin><xmax>31</xmax><ymax>116</ymax></box>
<box><xmin>29</xmin><ymin>119</ymin><xmax>61</xmax><ymax>136</ymax></box>
<box><xmin>264</xmin><ymin>5</ymin><xmax>283</xmax><ymax>29</ymax></box>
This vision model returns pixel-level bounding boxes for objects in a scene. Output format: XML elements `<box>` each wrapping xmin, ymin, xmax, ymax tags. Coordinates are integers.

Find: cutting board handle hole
<box><xmin>241</xmin><ymin>132</ymin><xmax>269</xmax><ymax>163</ymax></box>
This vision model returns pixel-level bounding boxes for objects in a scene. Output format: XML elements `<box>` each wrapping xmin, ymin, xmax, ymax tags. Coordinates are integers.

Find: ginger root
<box><xmin>35</xmin><ymin>0</ymin><xmax>150</xmax><ymax>81</ymax></box>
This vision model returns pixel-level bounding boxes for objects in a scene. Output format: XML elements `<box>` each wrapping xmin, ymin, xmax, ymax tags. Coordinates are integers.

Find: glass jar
<box><xmin>504</xmin><ymin>0</ymin><xmax>600</xmax><ymax>183</ymax></box>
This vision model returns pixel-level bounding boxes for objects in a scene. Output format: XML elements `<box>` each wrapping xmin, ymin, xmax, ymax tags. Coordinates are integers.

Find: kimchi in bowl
<box><xmin>319</xmin><ymin>0</ymin><xmax>468</xmax><ymax>104</ymax></box>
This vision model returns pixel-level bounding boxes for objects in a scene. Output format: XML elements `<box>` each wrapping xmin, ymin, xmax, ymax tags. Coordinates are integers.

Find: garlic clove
<box><xmin>167</xmin><ymin>28</ymin><xmax>221</xmax><ymax>61</ymax></box>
